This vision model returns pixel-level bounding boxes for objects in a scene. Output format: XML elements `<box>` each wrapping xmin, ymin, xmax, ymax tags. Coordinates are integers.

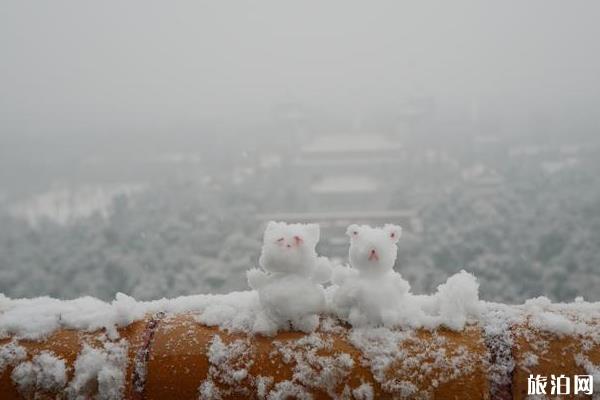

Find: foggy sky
<box><xmin>1</xmin><ymin>0</ymin><xmax>599</xmax><ymax>141</ymax></box>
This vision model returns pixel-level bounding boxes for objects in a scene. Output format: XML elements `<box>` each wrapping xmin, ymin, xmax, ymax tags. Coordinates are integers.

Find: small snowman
<box><xmin>247</xmin><ymin>221</ymin><xmax>331</xmax><ymax>335</ymax></box>
<box><xmin>332</xmin><ymin>224</ymin><xmax>420</xmax><ymax>327</ymax></box>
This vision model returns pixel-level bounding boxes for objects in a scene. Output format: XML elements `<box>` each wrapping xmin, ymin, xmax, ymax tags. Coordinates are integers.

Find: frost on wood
<box><xmin>273</xmin><ymin>333</ymin><xmax>354</xmax><ymax>398</ymax></box>
<box><xmin>2</xmin><ymin>337</ymin><xmax>129</xmax><ymax>400</ymax></box>
<box><xmin>66</xmin><ymin>339</ymin><xmax>128</xmax><ymax>400</ymax></box>
<box><xmin>349</xmin><ymin>327</ymin><xmax>482</xmax><ymax>399</ymax></box>
<box><xmin>479</xmin><ymin>303</ymin><xmax>520</xmax><ymax>399</ymax></box>
<box><xmin>196</xmin><ymin>330</ymin><xmax>371</xmax><ymax>399</ymax></box>
<box><xmin>11</xmin><ymin>351</ymin><xmax>67</xmax><ymax>395</ymax></box>
<box><xmin>352</xmin><ymin>383</ymin><xmax>374</xmax><ymax>400</ymax></box>
<box><xmin>255</xmin><ymin>375</ymin><xmax>274</xmax><ymax>399</ymax></box>
<box><xmin>575</xmin><ymin>354</ymin><xmax>600</xmax><ymax>396</ymax></box>
<box><xmin>196</xmin><ymin>331</ymin><xmax>356</xmax><ymax>399</ymax></box>
<box><xmin>0</xmin><ymin>340</ymin><xmax>27</xmax><ymax>374</ymax></box>
<box><xmin>266</xmin><ymin>381</ymin><xmax>312</xmax><ymax>400</ymax></box>
<box><xmin>198</xmin><ymin>334</ymin><xmax>254</xmax><ymax>400</ymax></box>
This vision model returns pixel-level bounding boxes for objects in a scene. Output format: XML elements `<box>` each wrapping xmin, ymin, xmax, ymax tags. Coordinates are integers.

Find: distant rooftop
<box><xmin>311</xmin><ymin>175</ymin><xmax>378</xmax><ymax>194</ymax></box>
<box><xmin>255</xmin><ymin>209</ymin><xmax>416</xmax><ymax>224</ymax></box>
<box><xmin>302</xmin><ymin>134</ymin><xmax>402</xmax><ymax>154</ymax></box>
<box><xmin>255</xmin><ymin>209</ymin><xmax>421</xmax><ymax>233</ymax></box>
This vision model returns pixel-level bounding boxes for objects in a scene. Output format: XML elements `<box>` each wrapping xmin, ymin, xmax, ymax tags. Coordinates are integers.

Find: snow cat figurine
<box><xmin>332</xmin><ymin>223</ymin><xmax>419</xmax><ymax>327</ymax></box>
<box><xmin>247</xmin><ymin>221</ymin><xmax>331</xmax><ymax>335</ymax></box>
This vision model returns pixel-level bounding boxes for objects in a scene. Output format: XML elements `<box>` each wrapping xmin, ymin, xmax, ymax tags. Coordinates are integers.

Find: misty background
<box><xmin>1</xmin><ymin>1</ymin><xmax>599</xmax><ymax>303</ymax></box>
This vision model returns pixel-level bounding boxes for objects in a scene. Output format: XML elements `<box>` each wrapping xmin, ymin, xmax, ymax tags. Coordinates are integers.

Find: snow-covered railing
<box><xmin>0</xmin><ymin>294</ymin><xmax>599</xmax><ymax>399</ymax></box>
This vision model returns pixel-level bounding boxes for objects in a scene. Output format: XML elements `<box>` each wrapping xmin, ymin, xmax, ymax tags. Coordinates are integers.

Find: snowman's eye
<box><xmin>390</xmin><ymin>232</ymin><xmax>395</xmax><ymax>238</ymax></box>
<box><xmin>276</xmin><ymin>237</ymin><xmax>284</xmax><ymax>243</ymax></box>
<box><xmin>353</xmin><ymin>231</ymin><xmax>358</xmax><ymax>235</ymax></box>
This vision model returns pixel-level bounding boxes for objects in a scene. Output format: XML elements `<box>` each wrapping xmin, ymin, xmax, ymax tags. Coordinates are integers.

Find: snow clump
<box><xmin>11</xmin><ymin>351</ymin><xmax>67</xmax><ymax>394</ymax></box>
<box><xmin>0</xmin><ymin>340</ymin><xmax>27</xmax><ymax>374</ymax></box>
<box><xmin>66</xmin><ymin>339</ymin><xmax>128</xmax><ymax>400</ymax></box>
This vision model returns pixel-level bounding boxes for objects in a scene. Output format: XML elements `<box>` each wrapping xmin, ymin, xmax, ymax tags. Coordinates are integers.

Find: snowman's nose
<box><xmin>368</xmin><ymin>249</ymin><xmax>379</xmax><ymax>261</ymax></box>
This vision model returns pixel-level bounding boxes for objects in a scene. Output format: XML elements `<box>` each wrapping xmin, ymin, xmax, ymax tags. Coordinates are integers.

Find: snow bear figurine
<box><xmin>332</xmin><ymin>224</ymin><xmax>418</xmax><ymax>327</ymax></box>
<box><xmin>247</xmin><ymin>221</ymin><xmax>331</xmax><ymax>335</ymax></box>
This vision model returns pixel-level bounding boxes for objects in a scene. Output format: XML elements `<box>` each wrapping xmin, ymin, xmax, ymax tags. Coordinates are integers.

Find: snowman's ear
<box><xmin>384</xmin><ymin>224</ymin><xmax>402</xmax><ymax>243</ymax></box>
<box><xmin>304</xmin><ymin>223</ymin><xmax>320</xmax><ymax>244</ymax></box>
<box><xmin>264</xmin><ymin>221</ymin><xmax>281</xmax><ymax>238</ymax></box>
<box><xmin>346</xmin><ymin>224</ymin><xmax>360</xmax><ymax>238</ymax></box>
<box><xmin>265</xmin><ymin>221</ymin><xmax>279</xmax><ymax>232</ymax></box>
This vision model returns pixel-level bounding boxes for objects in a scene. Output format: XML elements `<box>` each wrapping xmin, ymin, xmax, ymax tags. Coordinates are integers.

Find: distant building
<box><xmin>461</xmin><ymin>164</ymin><xmax>504</xmax><ymax>196</ymax></box>
<box><xmin>295</xmin><ymin>134</ymin><xmax>405</xmax><ymax>211</ymax></box>
<box><xmin>257</xmin><ymin>133</ymin><xmax>420</xmax><ymax>258</ymax></box>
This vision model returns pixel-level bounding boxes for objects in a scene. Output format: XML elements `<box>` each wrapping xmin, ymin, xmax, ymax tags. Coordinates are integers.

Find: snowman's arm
<box><xmin>331</xmin><ymin>264</ymin><xmax>357</xmax><ymax>286</ymax></box>
<box><xmin>391</xmin><ymin>272</ymin><xmax>411</xmax><ymax>294</ymax></box>
<box><xmin>247</xmin><ymin>268</ymin><xmax>269</xmax><ymax>290</ymax></box>
<box><xmin>335</xmin><ymin>283</ymin><xmax>359</xmax><ymax>308</ymax></box>
<box><xmin>311</xmin><ymin>256</ymin><xmax>332</xmax><ymax>284</ymax></box>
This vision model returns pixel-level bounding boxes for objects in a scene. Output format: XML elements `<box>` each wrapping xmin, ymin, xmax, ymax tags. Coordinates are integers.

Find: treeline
<box><xmin>0</xmin><ymin>181</ymin><xmax>262</xmax><ymax>300</ymax></box>
<box><xmin>1</xmin><ymin>150</ymin><xmax>599</xmax><ymax>302</ymax></box>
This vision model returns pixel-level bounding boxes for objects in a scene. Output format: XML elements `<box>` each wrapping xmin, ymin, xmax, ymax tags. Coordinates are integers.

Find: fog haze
<box><xmin>2</xmin><ymin>1</ymin><xmax>599</xmax><ymax>140</ymax></box>
<box><xmin>1</xmin><ymin>1</ymin><xmax>599</xmax><ymax>304</ymax></box>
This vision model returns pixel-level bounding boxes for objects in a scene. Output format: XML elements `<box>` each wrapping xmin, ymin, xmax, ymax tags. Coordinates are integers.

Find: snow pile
<box><xmin>2</xmin><ymin>335</ymin><xmax>129</xmax><ymax>400</ymax></box>
<box><xmin>0</xmin><ymin>340</ymin><xmax>27</xmax><ymax>374</ymax></box>
<box><xmin>521</xmin><ymin>296</ymin><xmax>600</xmax><ymax>337</ymax></box>
<box><xmin>0</xmin><ymin>294</ymin><xmax>145</xmax><ymax>340</ymax></box>
<box><xmin>11</xmin><ymin>351</ymin><xmax>67</xmax><ymax>394</ymax></box>
<box><xmin>352</xmin><ymin>383</ymin><xmax>374</xmax><ymax>400</ymax></box>
<box><xmin>192</xmin><ymin>291</ymin><xmax>261</xmax><ymax>332</ymax></box>
<box><xmin>0</xmin><ymin>278</ymin><xmax>597</xmax><ymax>343</ymax></box>
<box><xmin>66</xmin><ymin>339</ymin><xmax>128</xmax><ymax>400</ymax></box>
<box><xmin>421</xmin><ymin>270</ymin><xmax>483</xmax><ymax>331</ymax></box>
<box><xmin>246</xmin><ymin>221</ymin><xmax>331</xmax><ymax>335</ymax></box>
<box><xmin>331</xmin><ymin>224</ymin><xmax>481</xmax><ymax>331</ymax></box>
<box><xmin>0</xmin><ymin>291</ymin><xmax>261</xmax><ymax>340</ymax></box>
<box><xmin>530</xmin><ymin>310</ymin><xmax>574</xmax><ymax>335</ymax></box>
